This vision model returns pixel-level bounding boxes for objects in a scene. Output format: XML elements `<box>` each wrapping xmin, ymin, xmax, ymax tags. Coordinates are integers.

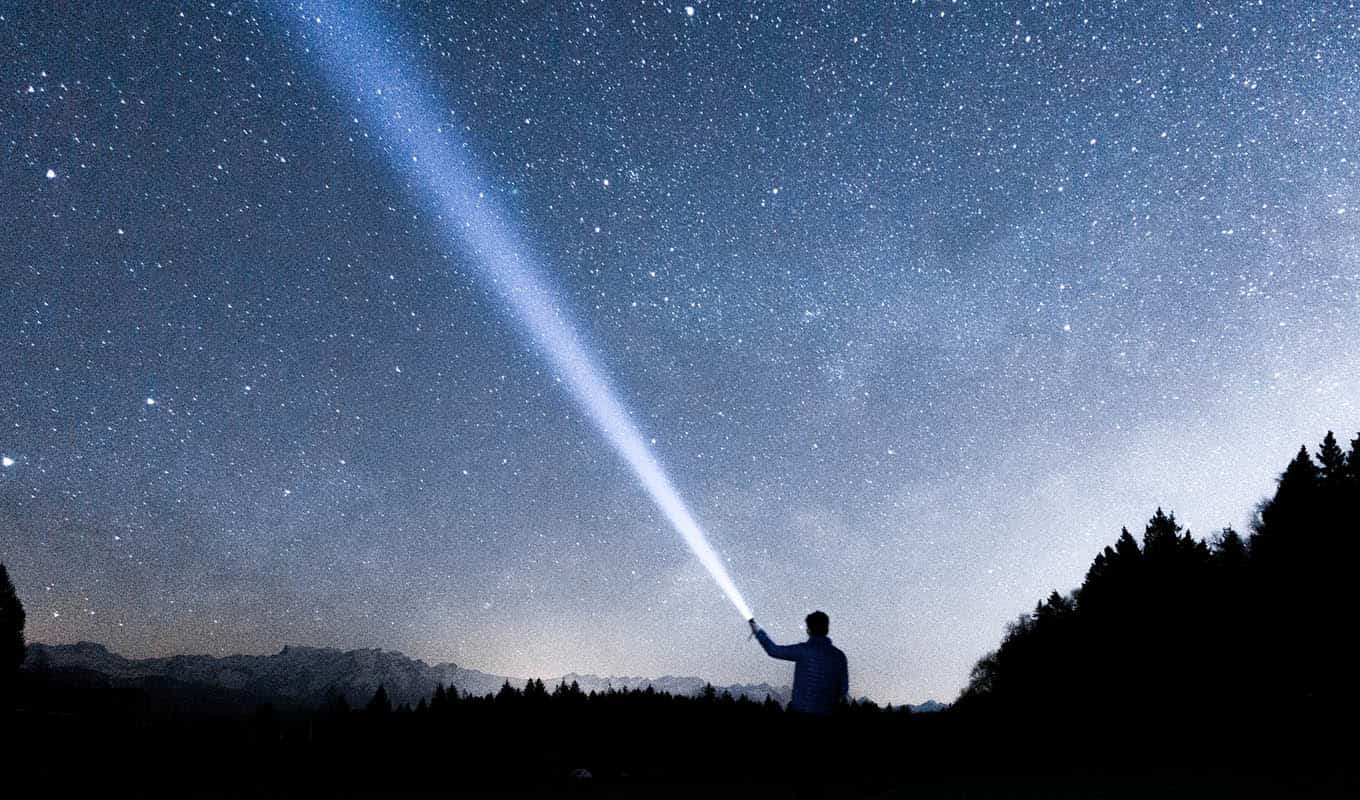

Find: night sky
<box><xmin>3</xmin><ymin>1</ymin><xmax>1358</xmax><ymax>704</ymax></box>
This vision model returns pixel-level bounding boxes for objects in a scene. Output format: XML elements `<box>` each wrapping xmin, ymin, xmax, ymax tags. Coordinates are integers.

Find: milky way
<box><xmin>2</xmin><ymin>2</ymin><xmax>1357</xmax><ymax>703</ymax></box>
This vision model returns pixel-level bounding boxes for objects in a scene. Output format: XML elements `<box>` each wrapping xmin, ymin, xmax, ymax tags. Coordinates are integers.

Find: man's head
<box><xmin>805</xmin><ymin>610</ymin><xmax>830</xmax><ymax>637</ymax></box>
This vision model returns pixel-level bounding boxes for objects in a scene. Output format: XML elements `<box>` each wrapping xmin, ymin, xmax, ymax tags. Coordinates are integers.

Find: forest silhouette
<box><xmin>4</xmin><ymin>430</ymin><xmax>1356</xmax><ymax>795</ymax></box>
<box><xmin>956</xmin><ymin>430</ymin><xmax>1358</xmax><ymax>730</ymax></box>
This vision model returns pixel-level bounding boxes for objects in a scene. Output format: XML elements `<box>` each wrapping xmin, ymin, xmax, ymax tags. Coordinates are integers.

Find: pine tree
<box><xmin>1317</xmin><ymin>431</ymin><xmax>1347</xmax><ymax>488</ymax></box>
<box><xmin>366</xmin><ymin>684</ymin><xmax>392</xmax><ymax>714</ymax></box>
<box><xmin>1252</xmin><ymin>445</ymin><xmax>1321</xmax><ymax>560</ymax></box>
<box><xmin>1278</xmin><ymin>445</ymin><xmax>1320</xmax><ymax>496</ymax></box>
<box><xmin>1212</xmin><ymin>527</ymin><xmax>1247</xmax><ymax>568</ymax></box>
<box><xmin>1114</xmin><ymin>527</ymin><xmax>1141</xmax><ymax>562</ymax></box>
<box><xmin>1035</xmin><ymin>591</ymin><xmax>1073</xmax><ymax>623</ymax></box>
<box><xmin>0</xmin><ymin>563</ymin><xmax>24</xmax><ymax>686</ymax></box>
<box><xmin>1077</xmin><ymin>528</ymin><xmax>1140</xmax><ymax>612</ymax></box>
<box><xmin>1142</xmin><ymin>507</ymin><xmax>1182</xmax><ymax>559</ymax></box>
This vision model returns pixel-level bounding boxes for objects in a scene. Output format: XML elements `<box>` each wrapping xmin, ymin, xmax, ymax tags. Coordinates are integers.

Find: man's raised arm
<box><xmin>749</xmin><ymin>619</ymin><xmax>800</xmax><ymax>661</ymax></box>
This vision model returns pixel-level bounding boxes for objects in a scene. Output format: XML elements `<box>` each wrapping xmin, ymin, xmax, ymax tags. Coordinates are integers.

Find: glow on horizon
<box><xmin>287</xmin><ymin>2</ymin><xmax>754</xmax><ymax>622</ymax></box>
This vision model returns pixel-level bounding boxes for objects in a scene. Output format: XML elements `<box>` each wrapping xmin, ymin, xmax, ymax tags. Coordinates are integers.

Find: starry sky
<box><xmin>2</xmin><ymin>1</ymin><xmax>1358</xmax><ymax>704</ymax></box>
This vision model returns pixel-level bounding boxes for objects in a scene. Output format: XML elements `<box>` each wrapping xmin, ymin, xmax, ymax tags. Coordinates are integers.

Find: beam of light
<box><xmin>286</xmin><ymin>2</ymin><xmax>754</xmax><ymax>622</ymax></box>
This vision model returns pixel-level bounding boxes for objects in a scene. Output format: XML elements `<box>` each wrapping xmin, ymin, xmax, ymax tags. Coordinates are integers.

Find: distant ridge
<box><xmin>23</xmin><ymin>641</ymin><xmax>792</xmax><ymax>709</ymax></box>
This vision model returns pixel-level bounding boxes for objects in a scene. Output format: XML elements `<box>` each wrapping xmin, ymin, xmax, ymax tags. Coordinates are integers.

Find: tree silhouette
<box><xmin>552</xmin><ymin>679</ymin><xmax>584</xmax><ymax>707</ymax></box>
<box><xmin>0</xmin><ymin>562</ymin><xmax>24</xmax><ymax>701</ymax></box>
<box><xmin>958</xmin><ymin>429</ymin><xmax>1359</xmax><ymax>739</ymax></box>
<box><xmin>1211</xmin><ymin>527</ymin><xmax>1247</xmax><ymax>569</ymax></box>
<box><xmin>1141</xmin><ymin>507</ymin><xmax>1180</xmax><ymax>558</ymax></box>
<box><xmin>366</xmin><ymin>684</ymin><xmax>391</xmax><ymax>715</ymax></box>
<box><xmin>494</xmin><ymin>680</ymin><xmax>520</xmax><ymax>709</ymax></box>
<box><xmin>1253</xmin><ymin>445</ymin><xmax>1320</xmax><ymax>562</ymax></box>
<box><xmin>1317</xmin><ymin>431</ymin><xmax>1346</xmax><ymax>487</ymax></box>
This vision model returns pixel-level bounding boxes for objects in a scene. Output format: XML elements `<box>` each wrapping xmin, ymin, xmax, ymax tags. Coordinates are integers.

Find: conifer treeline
<box><xmin>311</xmin><ymin>673</ymin><xmax>903</xmax><ymax>789</ymax></box>
<box><xmin>348</xmin><ymin>675</ymin><xmax>869</xmax><ymax>718</ymax></box>
<box><xmin>956</xmin><ymin>430</ymin><xmax>1360</xmax><ymax>728</ymax></box>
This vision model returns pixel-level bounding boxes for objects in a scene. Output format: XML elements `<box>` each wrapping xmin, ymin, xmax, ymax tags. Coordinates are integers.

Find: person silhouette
<box><xmin>748</xmin><ymin>610</ymin><xmax>849</xmax><ymax>715</ymax></box>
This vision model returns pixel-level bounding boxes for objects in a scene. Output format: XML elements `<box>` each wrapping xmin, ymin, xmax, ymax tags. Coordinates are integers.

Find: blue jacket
<box><xmin>755</xmin><ymin>630</ymin><xmax>849</xmax><ymax>715</ymax></box>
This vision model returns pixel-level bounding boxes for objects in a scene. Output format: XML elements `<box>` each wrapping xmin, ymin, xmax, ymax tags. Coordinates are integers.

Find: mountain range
<box><xmin>22</xmin><ymin>641</ymin><xmax>790</xmax><ymax>710</ymax></box>
<box><xmin>23</xmin><ymin>642</ymin><xmax>945</xmax><ymax>713</ymax></box>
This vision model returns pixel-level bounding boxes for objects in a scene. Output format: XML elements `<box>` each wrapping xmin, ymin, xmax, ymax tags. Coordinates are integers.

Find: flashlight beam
<box><xmin>288</xmin><ymin>2</ymin><xmax>754</xmax><ymax>621</ymax></box>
